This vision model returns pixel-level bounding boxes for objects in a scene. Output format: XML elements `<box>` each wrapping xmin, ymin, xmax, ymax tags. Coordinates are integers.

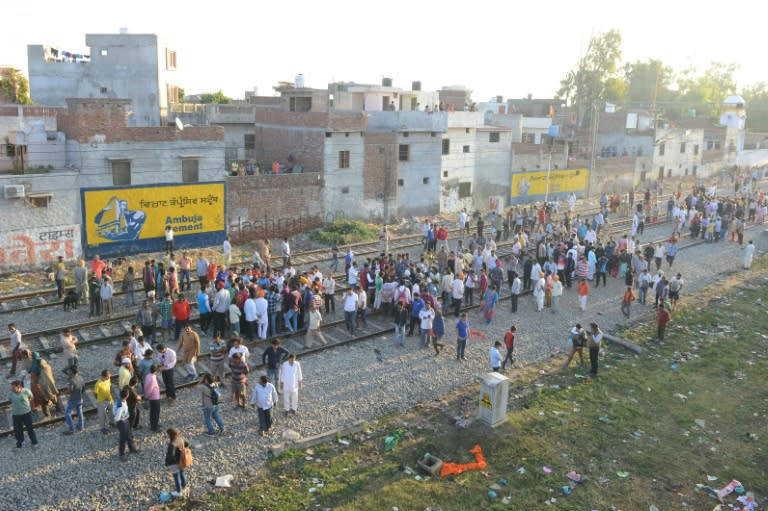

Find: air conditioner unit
<box><xmin>4</xmin><ymin>184</ymin><xmax>25</xmax><ymax>199</ymax></box>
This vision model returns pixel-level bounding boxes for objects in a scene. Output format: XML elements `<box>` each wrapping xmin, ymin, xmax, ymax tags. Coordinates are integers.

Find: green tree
<box><xmin>675</xmin><ymin>62</ymin><xmax>738</xmax><ymax>121</ymax></box>
<box><xmin>557</xmin><ymin>29</ymin><xmax>624</xmax><ymax>128</ymax></box>
<box><xmin>623</xmin><ymin>59</ymin><xmax>675</xmax><ymax>108</ymax></box>
<box><xmin>740</xmin><ymin>82</ymin><xmax>768</xmax><ymax>131</ymax></box>
<box><xmin>0</xmin><ymin>68</ymin><xmax>32</xmax><ymax>104</ymax></box>
<box><xmin>199</xmin><ymin>90</ymin><xmax>231</xmax><ymax>104</ymax></box>
<box><xmin>178</xmin><ymin>87</ymin><xmax>185</xmax><ymax>103</ymax></box>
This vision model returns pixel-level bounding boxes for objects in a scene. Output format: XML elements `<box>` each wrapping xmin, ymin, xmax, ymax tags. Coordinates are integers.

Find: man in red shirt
<box><xmin>657</xmin><ymin>307</ymin><xmax>671</xmax><ymax>341</ymax></box>
<box><xmin>501</xmin><ymin>325</ymin><xmax>516</xmax><ymax>371</ymax></box>
<box><xmin>436</xmin><ymin>225</ymin><xmax>448</xmax><ymax>251</ymax></box>
<box><xmin>172</xmin><ymin>294</ymin><xmax>191</xmax><ymax>342</ymax></box>
<box><xmin>91</xmin><ymin>255</ymin><xmax>107</xmax><ymax>280</ymax></box>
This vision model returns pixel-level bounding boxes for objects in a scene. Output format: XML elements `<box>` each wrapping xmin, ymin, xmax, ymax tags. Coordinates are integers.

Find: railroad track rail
<box><xmin>0</xmin><ymin>217</ymin><xmax>705</xmax><ymax>437</ymax></box>
<box><xmin>0</xmin><ymin>194</ymin><xmax>651</xmax><ymax>314</ymax></box>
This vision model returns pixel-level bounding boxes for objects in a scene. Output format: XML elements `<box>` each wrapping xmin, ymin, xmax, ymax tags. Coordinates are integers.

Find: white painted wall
<box><xmin>322</xmin><ymin>135</ymin><xmax>366</xmax><ymax>219</ymax></box>
<box><xmin>396</xmin><ymin>132</ymin><xmax>441</xmax><ymax>217</ymax></box>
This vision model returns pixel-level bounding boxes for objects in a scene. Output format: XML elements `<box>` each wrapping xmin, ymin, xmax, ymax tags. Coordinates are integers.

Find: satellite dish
<box><xmin>175</xmin><ymin>117</ymin><xmax>184</xmax><ymax>131</ymax></box>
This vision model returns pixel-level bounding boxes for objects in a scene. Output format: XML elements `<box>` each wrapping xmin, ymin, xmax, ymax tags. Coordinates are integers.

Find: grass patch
<box><xmin>177</xmin><ymin>258</ymin><xmax>768</xmax><ymax>511</ymax></box>
<box><xmin>309</xmin><ymin>220</ymin><xmax>379</xmax><ymax>246</ymax></box>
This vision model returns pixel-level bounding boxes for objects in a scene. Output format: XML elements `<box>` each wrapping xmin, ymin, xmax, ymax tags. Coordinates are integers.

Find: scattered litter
<box><xmin>403</xmin><ymin>466</ymin><xmax>415</xmax><ymax>475</ymax></box>
<box><xmin>305</xmin><ymin>456</ymin><xmax>314</xmax><ymax>461</ymax></box>
<box><xmin>414</xmin><ymin>475</ymin><xmax>423</xmax><ymax>481</ymax></box>
<box><xmin>598</xmin><ymin>415</ymin><xmax>610</xmax><ymax>423</ymax></box>
<box><xmin>649</xmin><ymin>506</ymin><xmax>659</xmax><ymax>511</ymax></box>
<box><xmin>737</xmin><ymin>493</ymin><xmax>757</xmax><ymax>511</ymax></box>
<box><xmin>214</xmin><ymin>474</ymin><xmax>234</xmax><ymax>488</ymax></box>
<box><xmin>499</xmin><ymin>478</ymin><xmax>508</xmax><ymax>486</ymax></box>
<box><xmin>543</xmin><ymin>466</ymin><xmax>552</xmax><ymax>473</ymax></box>
<box><xmin>674</xmin><ymin>393</ymin><xmax>688</xmax><ymax>402</ymax></box>
<box><xmin>309</xmin><ymin>487</ymin><xmax>317</xmax><ymax>493</ymax></box>
<box><xmin>695</xmin><ymin>419</ymin><xmax>706</xmax><ymax>429</ymax></box>
<box><xmin>566</xmin><ymin>471</ymin><xmax>582</xmax><ymax>483</ymax></box>
<box><xmin>716</xmin><ymin>479</ymin><xmax>743</xmax><ymax>503</ymax></box>
<box><xmin>338</xmin><ymin>439</ymin><xmax>351</xmax><ymax>446</ymax></box>
<box><xmin>616</xmin><ymin>471</ymin><xmax>630</xmax><ymax>478</ymax></box>
<box><xmin>707</xmin><ymin>475</ymin><xmax>718</xmax><ymax>481</ymax></box>
<box><xmin>517</xmin><ymin>467</ymin><xmax>526</xmax><ymax>475</ymax></box>
<box><xmin>158</xmin><ymin>492</ymin><xmax>172</xmax><ymax>503</ymax></box>
<box><xmin>440</xmin><ymin>444</ymin><xmax>487</xmax><ymax>478</ymax></box>
<box><xmin>746</xmin><ymin>432</ymin><xmax>759</xmax><ymax>441</ymax></box>
<box><xmin>489</xmin><ymin>483</ymin><xmax>502</xmax><ymax>491</ymax></box>
<box><xmin>488</xmin><ymin>490</ymin><xmax>498</xmax><ymax>500</ymax></box>
<box><xmin>501</xmin><ymin>496</ymin><xmax>511</xmax><ymax>504</ymax></box>
<box><xmin>384</xmin><ymin>430</ymin><xmax>404</xmax><ymax>451</ymax></box>
<box><xmin>561</xmin><ymin>485</ymin><xmax>572</xmax><ymax>496</ymax></box>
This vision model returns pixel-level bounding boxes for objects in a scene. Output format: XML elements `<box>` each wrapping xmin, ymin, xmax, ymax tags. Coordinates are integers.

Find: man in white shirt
<box><xmin>451</xmin><ymin>274</ymin><xmax>464</xmax><ymax>317</ymax></box>
<box><xmin>348</xmin><ymin>262</ymin><xmax>359</xmax><ymax>287</ymax></box>
<box><xmin>228</xmin><ymin>337</ymin><xmax>250</xmax><ymax>363</ymax></box>
<box><xmin>223</xmin><ymin>237</ymin><xmax>232</xmax><ymax>265</ymax></box>
<box><xmin>165</xmin><ymin>225</ymin><xmax>174</xmax><ymax>258</ymax></box>
<box><xmin>322</xmin><ymin>274</ymin><xmax>336</xmax><ymax>314</ymax></box>
<box><xmin>254</xmin><ymin>290</ymin><xmax>268</xmax><ymax>339</ymax></box>
<box><xmin>250</xmin><ymin>375</ymin><xmax>279</xmax><ymax>435</ymax></box>
<box><xmin>243</xmin><ymin>293</ymin><xmax>258</xmax><ymax>342</ymax></box>
<box><xmin>343</xmin><ymin>288</ymin><xmax>358</xmax><ymax>335</ymax></box>
<box><xmin>281</xmin><ymin>238</ymin><xmax>291</xmax><ymax>267</ymax></box>
<box><xmin>280</xmin><ymin>354</ymin><xmax>303</xmax><ymax>415</ymax></box>
<box><xmin>418</xmin><ymin>301</ymin><xmax>435</xmax><ymax>348</ymax></box>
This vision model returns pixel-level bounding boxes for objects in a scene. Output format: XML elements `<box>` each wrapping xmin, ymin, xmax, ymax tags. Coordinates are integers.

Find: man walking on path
<box><xmin>280</xmin><ymin>354</ymin><xmax>303</xmax><ymax>415</ymax></box>
<box><xmin>501</xmin><ymin>325</ymin><xmax>516</xmax><ymax>371</ymax></box>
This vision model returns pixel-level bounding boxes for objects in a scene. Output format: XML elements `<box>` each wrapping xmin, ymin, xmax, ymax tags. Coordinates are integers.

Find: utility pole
<box><xmin>588</xmin><ymin>102</ymin><xmax>599</xmax><ymax>198</ymax></box>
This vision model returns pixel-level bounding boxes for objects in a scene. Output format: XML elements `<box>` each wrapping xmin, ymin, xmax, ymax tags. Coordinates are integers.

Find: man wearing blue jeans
<box><xmin>456</xmin><ymin>313</ymin><xmax>469</xmax><ymax>362</ymax></box>
<box><xmin>62</xmin><ymin>366</ymin><xmax>85</xmax><ymax>434</ymax></box>
<box><xmin>343</xmin><ymin>288</ymin><xmax>358</xmax><ymax>335</ymax></box>
<box><xmin>393</xmin><ymin>301</ymin><xmax>408</xmax><ymax>346</ymax></box>
<box><xmin>262</xmin><ymin>339</ymin><xmax>289</xmax><ymax>389</ymax></box>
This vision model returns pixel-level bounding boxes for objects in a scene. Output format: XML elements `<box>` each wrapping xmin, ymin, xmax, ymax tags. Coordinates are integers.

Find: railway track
<box><xmin>0</xmin><ymin>217</ymin><xmax>699</xmax><ymax>437</ymax></box>
<box><xmin>0</xmin><ymin>193</ymin><xmax>652</xmax><ymax>315</ymax></box>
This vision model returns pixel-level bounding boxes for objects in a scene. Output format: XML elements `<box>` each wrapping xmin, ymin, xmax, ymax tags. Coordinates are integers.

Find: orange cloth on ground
<box><xmin>440</xmin><ymin>444</ymin><xmax>487</xmax><ymax>478</ymax></box>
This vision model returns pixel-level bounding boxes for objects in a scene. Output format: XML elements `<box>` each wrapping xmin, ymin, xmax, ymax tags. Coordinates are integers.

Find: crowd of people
<box><xmin>5</xmin><ymin>173</ymin><xmax>765</xmax><ymax>500</ymax></box>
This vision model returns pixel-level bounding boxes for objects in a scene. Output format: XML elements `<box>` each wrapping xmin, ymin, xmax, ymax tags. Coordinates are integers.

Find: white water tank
<box><xmin>295</xmin><ymin>74</ymin><xmax>305</xmax><ymax>88</ymax></box>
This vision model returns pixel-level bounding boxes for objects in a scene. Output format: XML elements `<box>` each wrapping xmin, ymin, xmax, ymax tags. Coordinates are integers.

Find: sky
<box><xmin>0</xmin><ymin>0</ymin><xmax>763</xmax><ymax>103</ymax></box>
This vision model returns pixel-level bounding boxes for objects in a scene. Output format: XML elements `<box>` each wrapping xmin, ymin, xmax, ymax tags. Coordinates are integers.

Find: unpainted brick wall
<box><xmin>227</xmin><ymin>174</ymin><xmax>325</xmax><ymax>243</ymax></box>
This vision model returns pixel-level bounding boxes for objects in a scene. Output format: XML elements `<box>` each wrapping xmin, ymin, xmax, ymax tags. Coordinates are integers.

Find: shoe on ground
<box><xmin>101</xmin><ymin>428</ymin><xmax>109</xmax><ymax>435</ymax></box>
<box><xmin>205</xmin><ymin>431</ymin><xmax>217</xmax><ymax>436</ymax></box>
<box><xmin>62</xmin><ymin>429</ymin><xmax>74</xmax><ymax>436</ymax></box>
<box><xmin>170</xmin><ymin>491</ymin><xmax>182</xmax><ymax>499</ymax></box>
<box><xmin>120</xmin><ymin>455</ymin><xmax>128</xmax><ymax>462</ymax></box>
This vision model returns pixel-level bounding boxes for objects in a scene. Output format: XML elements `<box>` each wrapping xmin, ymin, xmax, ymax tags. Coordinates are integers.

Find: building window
<box><xmin>658</xmin><ymin>142</ymin><xmax>665</xmax><ymax>156</ymax></box>
<box><xmin>244</xmin><ymin>134</ymin><xmax>255</xmax><ymax>150</ymax></box>
<box><xmin>403</xmin><ymin>132</ymin><xmax>409</xmax><ymax>137</ymax></box>
<box><xmin>28</xmin><ymin>194</ymin><xmax>52</xmax><ymax>208</ymax></box>
<box><xmin>397</xmin><ymin>178</ymin><xmax>404</xmax><ymax>186</ymax></box>
<box><xmin>289</xmin><ymin>97</ymin><xmax>312</xmax><ymax>112</ymax></box>
<box><xmin>640</xmin><ymin>171</ymin><xmax>647</xmax><ymax>182</ymax></box>
<box><xmin>693</xmin><ymin>144</ymin><xmax>699</xmax><ymax>155</ymax></box>
<box><xmin>422</xmin><ymin>177</ymin><xmax>430</xmax><ymax>184</ymax></box>
<box><xmin>442</xmin><ymin>139</ymin><xmax>450</xmax><ymax>155</ymax></box>
<box><xmin>182</xmin><ymin>158</ymin><xmax>199</xmax><ymax>183</ymax></box>
<box><xmin>111</xmin><ymin>160</ymin><xmax>131</xmax><ymax>186</ymax></box>
<box><xmin>431</xmin><ymin>132</ymin><xmax>437</xmax><ymax>137</ymax></box>
<box><xmin>489</xmin><ymin>132</ymin><xmax>500</xmax><ymax>143</ymax></box>
<box><xmin>100</xmin><ymin>87</ymin><xmax>108</xmax><ymax>94</ymax></box>
<box><xmin>341</xmin><ymin>186</ymin><xmax>350</xmax><ymax>194</ymax></box>
<box><xmin>458</xmin><ymin>182</ymin><xmax>471</xmax><ymax>198</ymax></box>
<box><xmin>680</xmin><ymin>142</ymin><xmax>686</xmax><ymax>153</ymax></box>
<box><xmin>100</xmin><ymin>49</ymin><xmax>108</xmax><ymax>56</ymax></box>
<box><xmin>443</xmin><ymin>171</ymin><xmax>448</xmax><ymax>178</ymax></box>
<box><xmin>398</xmin><ymin>144</ymin><xmax>409</xmax><ymax>161</ymax></box>
<box><xmin>325</xmin><ymin>132</ymin><xmax>332</xmax><ymax>138</ymax></box>
<box><xmin>692</xmin><ymin>165</ymin><xmax>698</xmax><ymax>176</ymax></box>
<box><xmin>463</xmin><ymin>145</ymin><xmax>470</xmax><ymax>153</ymax></box>
<box><xmin>167</xmin><ymin>85</ymin><xmax>180</xmax><ymax>104</ymax></box>
<box><xmin>658</xmin><ymin>166</ymin><xmax>664</xmax><ymax>179</ymax></box>
<box><xmin>338</xmin><ymin>150</ymin><xmax>350</xmax><ymax>169</ymax></box>
<box><xmin>522</xmin><ymin>133</ymin><xmax>535</xmax><ymax>144</ymax></box>
<box><xmin>465</xmin><ymin>128</ymin><xmax>470</xmax><ymax>134</ymax></box>
<box><xmin>166</xmin><ymin>49</ymin><xmax>177</xmax><ymax>71</ymax></box>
